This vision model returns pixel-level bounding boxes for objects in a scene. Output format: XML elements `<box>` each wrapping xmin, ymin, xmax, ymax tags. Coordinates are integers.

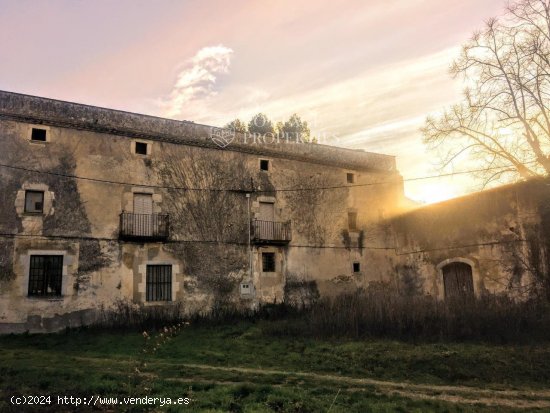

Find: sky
<box><xmin>0</xmin><ymin>0</ymin><xmax>508</xmax><ymax>203</ymax></box>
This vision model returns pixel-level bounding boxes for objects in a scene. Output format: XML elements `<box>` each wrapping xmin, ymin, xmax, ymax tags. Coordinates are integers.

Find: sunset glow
<box><xmin>0</xmin><ymin>0</ymin><xmax>507</xmax><ymax>202</ymax></box>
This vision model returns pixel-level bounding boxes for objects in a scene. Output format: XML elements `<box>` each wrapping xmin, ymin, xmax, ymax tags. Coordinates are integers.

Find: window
<box><xmin>135</xmin><ymin>142</ymin><xmax>148</xmax><ymax>155</ymax></box>
<box><xmin>146</xmin><ymin>265</ymin><xmax>172</xmax><ymax>301</ymax></box>
<box><xmin>24</xmin><ymin>190</ymin><xmax>44</xmax><ymax>213</ymax></box>
<box><xmin>353</xmin><ymin>262</ymin><xmax>361</xmax><ymax>273</ymax></box>
<box><xmin>262</xmin><ymin>252</ymin><xmax>276</xmax><ymax>272</ymax></box>
<box><xmin>346</xmin><ymin>173</ymin><xmax>355</xmax><ymax>183</ymax></box>
<box><xmin>348</xmin><ymin>211</ymin><xmax>357</xmax><ymax>230</ymax></box>
<box><xmin>28</xmin><ymin>255</ymin><xmax>63</xmax><ymax>297</ymax></box>
<box><xmin>260</xmin><ymin>159</ymin><xmax>270</xmax><ymax>171</ymax></box>
<box><xmin>31</xmin><ymin>128</ymin><xmax>47</xmax><ymax>142</ymax></box>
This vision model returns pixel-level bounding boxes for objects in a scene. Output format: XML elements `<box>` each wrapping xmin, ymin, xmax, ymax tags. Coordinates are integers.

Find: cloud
<box><xmin>162</xmin><ymin>45</ymin><xmax>233</xmax><ymax>118</ymax></box>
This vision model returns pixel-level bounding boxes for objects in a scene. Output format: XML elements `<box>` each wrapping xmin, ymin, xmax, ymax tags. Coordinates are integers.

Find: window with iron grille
<box><xmin>262</xmin><ymin>252</ymin><xmax>276</xmax><ymax>272</ymax></box>
<box><xmin>28</xmin><ymin>255</ymin><xmax>63</xmax><ymax>297</ymax></box>
<box><xmin>24</xmin><ymin>190</ymin><xmax>44</xmax><ymax>213</ymax></box>
<box><xmin>146</xmin><ymin>265</ymin><xmax>172</xmax><ymax>301</ymax></box>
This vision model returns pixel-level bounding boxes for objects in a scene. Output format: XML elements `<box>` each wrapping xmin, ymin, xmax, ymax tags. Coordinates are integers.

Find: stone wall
<box><xmin>387</xmin><ymin>179</ymin><xmax>550</xmax><ymax>299</ymax></box>
<box><xmin>0</xmin><ymin>91</ymin><xmax>404</xmax><ymax>332</ymax></box>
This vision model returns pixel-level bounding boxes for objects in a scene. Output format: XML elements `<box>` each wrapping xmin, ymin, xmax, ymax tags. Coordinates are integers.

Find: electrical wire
<box><xmin>0</xmin><ymin>232</ymin><xmax>527</xmax><ymax>254</ymax></box>
<box><xmin>0</xmin><ymin>162</ymin><xmax>529</xmax><ymax>193</ymax></box>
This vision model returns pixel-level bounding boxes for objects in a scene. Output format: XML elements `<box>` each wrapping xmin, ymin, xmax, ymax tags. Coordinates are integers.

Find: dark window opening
<box><xmin>146</xmin><ymin>265</ymin><xmax>172</xmax><ymax>301</ymax></box>
<box><xmin>348</xmin><ymin>211</ymin><xmax>357</xmax><ymax>230</ymax></box>
<box><xmin>28</xmin><ymin>255</ymin><xmax>63</xmax><ymax>297</ymax></box>
<box><xmin>347</xmin><ymin>173</ymin><xmax>355</xmax><ymax>183</ymax></box>
<box><xmin>24</xmin><ymin>190</ymin><xmax>44</xmax><ymax>213</ymax></box>
<box><xmin>262</xmin><ymin>252</ymin><xmax>276</xmax><ymax>272</ymax></box>
<box><xmin>135</xmin><ymin>142</ymin><xmax>148</xmax><ymax>155</ymax></box>
<box><xmin>353</xmin><ymin>262</ymin><xmax>361</xmax><ymax>273</ymax></box>
<box><xmin>260</xmin><ymin>159</ymin><xmax>270</xmax><ymax>171</ymax></box>
<box><xmin>31</xmin><ymin>128</ymin><xmax>47</xmax><ymax>142</ymax></box>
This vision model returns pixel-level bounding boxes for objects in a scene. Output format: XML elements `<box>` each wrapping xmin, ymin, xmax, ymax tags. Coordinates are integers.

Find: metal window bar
<box><xmin>252</xmin><ymin>220</ymin><xmax>291</xmax><ymax>242</ymax></box>
<box><xmin>120</xmin><ymin>212</ymin><xmax>169</xmax><ymax>239</ymax></box>
<box><xmin>262</xmin><ymin>253</ymin><xmax>276</xmax><ymax>272</ymax></box>
<box><xmin>28</xmin><ymin>255</ymin><xmax>63</xmax><ymax>297</ymax></box>
<box><xmin>146</xmin><ymin>265</ymin><xmax>172</xmax><ymax>302</ymax></box>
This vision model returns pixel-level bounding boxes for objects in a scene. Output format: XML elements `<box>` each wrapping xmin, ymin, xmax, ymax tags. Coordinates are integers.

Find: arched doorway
<box><xmin>442</xmin><ymin>262</ymin><xmax>474</xmax><ymax>299</ymax></box>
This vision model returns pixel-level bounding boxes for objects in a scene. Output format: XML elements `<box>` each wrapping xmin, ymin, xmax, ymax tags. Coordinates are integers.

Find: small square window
<box><xmin>348</xmin><ymin>211</ymin><xmax>357</xmax><ymax>230</ymax></box>
<box><xmin>347</xmin><ymin>173</ymin><xmax>355</xmax><ymax>183</ymax></box>
<box><xmin>31</xmin><ymin>128</ymin><xmax>47</xmax><ymax>142</ymax></box>
<box><xmin>25</xmin><ymin>191</ymin><xmax>44</xmax><ymax>213</ymax></box>
<box><xmin>353</xmin><ymin>262</ymin><xmax>361</xmax><ymax>273</ymax></box>
<box><xmin>260</xmin><ymin>159</ymin><xmax>270</xmax><ymax>171</ymax></box>
<box><xmin>135</xmin><ymin>142</ymin><xmax>148</xmax><ymax>155</ymax></box>
<box><xmin>262</xmin><ymin>252</ymin><xmax>276</xmax><ymax>272</ymax></box>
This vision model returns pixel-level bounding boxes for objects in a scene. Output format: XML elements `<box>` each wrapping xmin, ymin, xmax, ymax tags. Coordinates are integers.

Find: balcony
<box><xmin>119</xmin><ymin>212</ymin><xmax>169</xmax><ymax>241</ymax></box>
<box><xmin>251</xmin><ymin>219</ymin><xmax>291</xmax><ymax>245</ymax></box>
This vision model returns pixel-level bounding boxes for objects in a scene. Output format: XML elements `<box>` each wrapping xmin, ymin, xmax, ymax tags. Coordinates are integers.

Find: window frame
<box><xmin>135</xmin><ymin>141</ymin><xmax>148</xmax><ymax>155</ymax></box>
<box><xmin>24</xmin><ymin>190</ymin><xmax>45</xmax><ymax>214</ymax></box>
<box><xmin>28</xmin><ymin>255</ymin><xmax>63</xmax><ymax>297</ymax></box>
<box><xmin>146</xmin><ymin>264</ymin><xmax>173</xmax><ymax>302</ymax></box>
<box><xmin>348</xmin><ymin>211</ymin><xmax>357</xmax><ymax>231</ymax></box>
<box><xmin>262</xmin><ymin>252</ymin><xmax>276</xmax><ymax>273</ymax></box>
<box><xmin>259</xmin><ymin>159</ymin><xmax>270</xmax><ymax>171</ymax></box>
<box><xmin>30</xmin><ymin>128</ymin><xmax>47</xmax><ymax>142</ymax></box>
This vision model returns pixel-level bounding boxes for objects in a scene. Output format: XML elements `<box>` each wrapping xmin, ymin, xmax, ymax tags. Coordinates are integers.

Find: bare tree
<box><xmin>157</xmin><ymin>148</ymin><xmax>250</xmax><ymax>243</ymax></box>
<box><xmin>423</xmin><ymin>0</ymin><xmax>550</xmax><ymax>186</ymax></box>
<box><xmin>156</xmin><ymin>148</ymin><xmax>252</xmax><ymax>307</ymax></box>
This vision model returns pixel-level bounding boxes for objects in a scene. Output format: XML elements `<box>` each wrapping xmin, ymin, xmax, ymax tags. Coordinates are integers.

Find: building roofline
<box><xmin>396</xmin><ymin>177</ymin><xmax>548</xmax><ymax>219</ymax></box>
<box><xmin>0</xmin><ymin>89</ymin><xmax>397</xmax><ymax>173</ymax></box>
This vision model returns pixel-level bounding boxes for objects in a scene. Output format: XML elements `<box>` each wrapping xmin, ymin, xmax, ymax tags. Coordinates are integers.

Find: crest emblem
<box><xmin>210</xmin><ymin>127</ymin><xmax>236</xmax><ymax>148</ymax></box>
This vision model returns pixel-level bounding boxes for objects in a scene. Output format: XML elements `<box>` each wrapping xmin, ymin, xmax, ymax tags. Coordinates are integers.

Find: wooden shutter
<box><xmin>259</xmin><ymin>202</ymin><xmax>275</xmax><ymax>221</ymax></box>
<box><xmin>134</xmin><ymin>193</ymin><xmax>153</xmax><ymax>215</ymax></box>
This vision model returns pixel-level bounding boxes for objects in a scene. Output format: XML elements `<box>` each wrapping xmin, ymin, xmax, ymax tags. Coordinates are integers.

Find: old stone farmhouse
<box><xmin>0</xmin><ymin>90</ymin><xmax>548</xmax><ymax>332</ymax></box>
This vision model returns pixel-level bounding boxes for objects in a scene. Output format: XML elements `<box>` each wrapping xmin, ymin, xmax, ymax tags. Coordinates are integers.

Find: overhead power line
<box><xmin>0</xmin><ymin>232</ymin><xmax>527</xmax><ymax>255</ymax></box>
<box><xmin>0</xmin><ymin>162</ymin><xmax>528</xmax><ymax>193</ymax></box>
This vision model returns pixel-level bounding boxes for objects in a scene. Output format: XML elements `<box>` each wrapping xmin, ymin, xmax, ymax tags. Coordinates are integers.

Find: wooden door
<box><xmin>442</xmin><ymin>262</ymin><xmax>474</xmax><ymax>299</ymax></box>
<box><xmin>259</xmin><ymin>202</ymin><xmax>275</xmax><ymax>239</ymax></box>
<box><xmin>133</xmin><ymin>193</ymin><xmax>153</xmax><ymax>236</ymax></box>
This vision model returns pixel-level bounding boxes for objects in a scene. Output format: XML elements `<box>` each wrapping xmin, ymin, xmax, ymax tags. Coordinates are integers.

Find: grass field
<box><xmin>1</xmin><ymin>321</ymin><xmax>550</xmax><ymax>412</ymax></box>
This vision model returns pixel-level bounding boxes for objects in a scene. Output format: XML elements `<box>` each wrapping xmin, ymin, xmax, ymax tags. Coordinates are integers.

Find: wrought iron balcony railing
<box><xmin>251</xmin><ymin>219</ymin><xmax>291</xmax><ymax>244</ymax></box>
<box><xmin>119</xmin><ymin>212</ymin><xmax>169</xmax><ymax>241</ymax></box>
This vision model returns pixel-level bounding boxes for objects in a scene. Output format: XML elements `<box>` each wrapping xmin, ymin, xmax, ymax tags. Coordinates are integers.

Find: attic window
<box><xmin>347</xmin><ymin>173</ymin><xmax>355</xmax><ymax>183</ymax></box>
<box><xmin>353</xmin><ymin>262</ymin><xmax>361</xmax><ymax>273</ymax></box>
<box><xmin>135</xmin><ymin>142</ymin><xmax>148</xmax><ymax>155</ymax></box>
<box><xmin>260</xmin><ymin>159</ymin><xmax>270</xmax><ymax>171</ymax></box>
<box><xmin>31</xmin><ymin>128</ymin><xmax>47</xmax><ymax>142</ymax></box>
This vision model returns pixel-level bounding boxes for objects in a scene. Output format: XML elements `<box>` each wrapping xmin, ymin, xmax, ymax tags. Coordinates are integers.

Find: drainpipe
<box><xmin>246</xmin><ymin>193</ymin><xmax>253</xmax><ymax>283</ymax></box>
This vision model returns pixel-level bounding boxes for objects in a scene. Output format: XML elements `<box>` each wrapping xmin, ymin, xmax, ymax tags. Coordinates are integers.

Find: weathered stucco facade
<box><xmin>0</xmin><ymin>91</ymin><xmax>406</xmax><ymax>332</ymax></box>
<box><xmin>385</xmin><ymin>180</ymin><xmax>550</xmax><ymax>300</ymax></box>
<box><xmin>1</xmin><ymin>91</ymin><xmax>547</xmax><ymax>333</ymax></box>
